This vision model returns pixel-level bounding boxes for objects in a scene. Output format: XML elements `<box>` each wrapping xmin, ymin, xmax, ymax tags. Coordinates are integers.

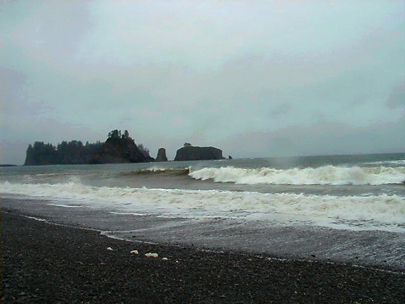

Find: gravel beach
<box><xmin>2</xmin><ymin>210</ymin><xmax>405</xmax><ymax>304</ymax></box>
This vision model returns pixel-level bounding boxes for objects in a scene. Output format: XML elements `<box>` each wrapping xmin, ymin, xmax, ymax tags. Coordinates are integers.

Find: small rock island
<box><xmin>156</xmin><ymin>148</ymin><xmax>168</xmax><ymax>162</ymax></box>
<box><xmin>174</xmin><ymin>144</ymin><xmax>225</xmax><ymax>161</ymax></box>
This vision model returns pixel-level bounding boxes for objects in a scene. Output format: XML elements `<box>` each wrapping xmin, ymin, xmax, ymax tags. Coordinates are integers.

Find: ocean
<box><xmin>1</xmin><ymin>152</ymin><xmax>405</xmax><ymax>269</ymax></box>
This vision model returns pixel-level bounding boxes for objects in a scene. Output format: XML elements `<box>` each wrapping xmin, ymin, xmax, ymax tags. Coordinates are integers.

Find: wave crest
<box><xmin>121</xmin><ymin>168</ymin><xmax>191</xmax><ymax>177</ymax></box>
<box><xmin>1</xmin><ymin>181</ymin><xmax>404</xmax><ymax>232</ymax></box>
<box><xmin>189</xmin><ymin>166</ymin><xmax>405</xmax><ymax>185</ymax></box>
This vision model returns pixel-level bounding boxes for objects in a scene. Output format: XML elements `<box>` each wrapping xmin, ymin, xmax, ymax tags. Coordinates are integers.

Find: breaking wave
<box><xmin>189</xmin><ymin>166</ymin><xmax>405</xmax><ymax>185</ymax></box>
<box><xmin>1</xmin><ymin>181</ymin><xmax>404</xmax><ymax>232</ymax></box>
<box><xmin>363</xmin><ymin>160</ymin><xmax>405</xmax><ymax>166</ymax></box>
<box><xmin>120</xmin><ymin>168</ymin><xmax>190</xmax><ymax>177</ymax></box>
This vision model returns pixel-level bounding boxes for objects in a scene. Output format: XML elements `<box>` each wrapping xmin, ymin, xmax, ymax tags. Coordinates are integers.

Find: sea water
<box><xmin>1</xmin><ymin>153</ymin><xmax>404</xmax><ymax>232</ymax></box>
<box><xmin>1</xmin><ymin>153</ymin><xmax>405</xmax><ymax>269</ymax></box>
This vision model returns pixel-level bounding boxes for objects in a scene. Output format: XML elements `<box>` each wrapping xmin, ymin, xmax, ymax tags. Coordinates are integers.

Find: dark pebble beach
<box><xmin>2</xmin><ymin>210</ymin><xmax>405</xmax><ymax>304</ymax></box>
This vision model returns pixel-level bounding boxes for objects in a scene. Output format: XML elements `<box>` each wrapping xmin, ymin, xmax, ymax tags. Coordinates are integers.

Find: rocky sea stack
<box><xmin>156</xmin><ymin>148</ymin><xmax>168</xmax><ymax>162</ymax></box>
<box><xmin>174</xmin><ymin>145</ymin><xmax>225</xmax><ymax>161</ymax></box>
<box><xmin>90</xmin><ymin>130</ymin><xmax>154</xmax><ymax>164</ymax></box>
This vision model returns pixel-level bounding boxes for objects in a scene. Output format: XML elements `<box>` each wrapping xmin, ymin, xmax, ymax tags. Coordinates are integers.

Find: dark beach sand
<box><xmin>2</xmin><ymin>210</ymin><xmax>404</xmax><ymax>304</ymax></box>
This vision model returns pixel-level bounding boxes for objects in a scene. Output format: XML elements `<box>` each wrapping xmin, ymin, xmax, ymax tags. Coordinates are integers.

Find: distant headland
<box><xmin>23</xmin><ymin>130</ymin><xmax>226</xmax><ymax>166</ymax></box>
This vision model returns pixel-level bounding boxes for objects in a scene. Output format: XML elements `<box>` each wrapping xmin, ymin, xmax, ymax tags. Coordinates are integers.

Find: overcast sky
<box><xmin>1</xmin><ymin>0</ymin><xmax>404</xmax><ymax>164</ymax></box>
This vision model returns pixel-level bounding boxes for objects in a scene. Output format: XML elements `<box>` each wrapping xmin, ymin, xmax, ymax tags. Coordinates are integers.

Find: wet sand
<box><xmin>2</xmin><ymin>210</ymin><xmax>405</xmax><ymax>303</ymax></box>
<box><xmin>3</xmin><ymin>197</ymin><xmax>405</xmax><ymax>270</ymax></box>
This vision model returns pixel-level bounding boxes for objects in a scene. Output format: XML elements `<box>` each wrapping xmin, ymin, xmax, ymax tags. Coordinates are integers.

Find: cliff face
<box><xmin>156</xmin><ymin>148</ymin><xmax>168</xmax><ymax>162</ymax></box>
<box><xmin>174</xmin><ymin>146</ymin><xmax>224</xmax><ymax>161</ymax></box>
<box><xmin>90</xmin><ymin>137</ymin><xmax>153</xmax><ymax>164</ymax></box>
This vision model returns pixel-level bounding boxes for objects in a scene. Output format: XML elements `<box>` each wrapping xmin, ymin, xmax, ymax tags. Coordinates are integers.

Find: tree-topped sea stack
<box><xmin>174</xmin><ymin>144</ymin><xmax>225</xmax><ymax>161</ymax></box>
<box><xmin>24</xmin><ymin>141</ymin><xmax>102</xmax><ymax>166</ymax></box>
<box><xmin>90</xmin><ymin>130</ymin><xmax>154</xmax><ymax>164</ymax></box>
<box><xmin>24</xmin><ymin>130</ymin><xmax>154</xmax><ymax>165</ymax></box>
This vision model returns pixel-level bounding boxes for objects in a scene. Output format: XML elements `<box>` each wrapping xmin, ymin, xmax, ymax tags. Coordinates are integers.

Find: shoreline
<box><xmin>8</xmin><ymin>209</ymin><xmax>405</xmax><ymax>276</ymax></box>
<box><xmin>2</xmin><ymin>210</ymin><xmax>405</xmax><ymax>303</ymax></box>
<box><xmin>3</xmin><ymin>196</ymin><xmax>405</xmax><ymax>271</ymax></box>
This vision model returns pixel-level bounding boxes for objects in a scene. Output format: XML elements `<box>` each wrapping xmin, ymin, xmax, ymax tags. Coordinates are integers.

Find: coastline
<box><xmin>2</xmin><ymin>210</ymin><xmax>405</xmax><ymax>303</ymax></box>
<box><xmin>3</xmin><ymin>197</ymin><xmax>405</xmax><ymax>271</ymax></box>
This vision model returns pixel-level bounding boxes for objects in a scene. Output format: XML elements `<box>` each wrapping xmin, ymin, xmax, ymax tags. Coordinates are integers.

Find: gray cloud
<box><xmin>1</xmin><ymin>0</ymin><xmax>404</xmax><ymax>164</ymax></box>
<box><xmin>217</xmin><ymin>118</ymin><xmax>405</xmax><ymax>158</ymax></box>
<box><xmin>387</xmin><ymin>85</ymin><xmax>405</xmax><ymax>109</ymax></box>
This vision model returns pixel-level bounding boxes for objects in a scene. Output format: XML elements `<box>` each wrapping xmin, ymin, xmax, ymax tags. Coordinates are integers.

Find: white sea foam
<box><xmin>109</xmin><ymin>212</ymin><xmax>147</xmax><ymax>216</ymax></box>
<box><xmin>1</xmin><ymin>181</ymin><xmax>404</xmax><ymax>232</ymax></box>
<box><xmin>363</xmin><ymin>160</ymin><xmax>405</xmax><ymax>166</ymax></box>
<box><xmin>189</xmin><ymin>166</ymin><xmax>405</xmax><ymax>185</ymax></box>
<box><xmin>47</xmin><ymin>203</ymin><xmax>83</xmax><ymax>208</ymax></box>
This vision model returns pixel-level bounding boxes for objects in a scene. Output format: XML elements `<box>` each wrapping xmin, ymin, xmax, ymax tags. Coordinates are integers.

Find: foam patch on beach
<box><xmin>1</xmin><ymin>181</ymin><xmax>404</xmax><ymax>232</ymax></box>
<box><xmin>189</xmin><ymin>165</ymin><xmax>405</xmax><ymax>185</ymax></box>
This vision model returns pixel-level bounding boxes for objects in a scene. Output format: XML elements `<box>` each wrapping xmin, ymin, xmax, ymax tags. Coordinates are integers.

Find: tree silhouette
<box><xmin>108</xmin><ymin>130</ymin><xmax>121</xmax><ymax>139</ymax></box>
<box><xmin>122</xmin><ymin>130</ymin><xmax>130</xmax><ymax>139</ymax></box>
